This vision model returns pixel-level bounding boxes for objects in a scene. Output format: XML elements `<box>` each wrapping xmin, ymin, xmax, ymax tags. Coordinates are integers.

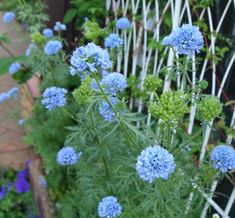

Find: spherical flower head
<box><xmin>15</xmin><ymin>177</ymin><xmax>30</xmax><ymax>193</ymax></box>
<box><xmin>7</xmin><ymin>86</ymin><xmax>19</xmax><ymax>99</ymax></box>
<box><xmin>116</xmin><ymin>18</ymin><xmax>131</xmax><ymax>30</ymax></box>
<box><xmin>43</xmin><ymin>28</ymin><xmax>54</xmax><ymax>38</ymax></box>
<box><xmin>162</xmin><ymin>24</ymin><xmax>204</xmax><ymax>57</ymax></box>
<box><xmin>148</xmin><ymin>91</ymin><xmax>188</xmax><ymax>128</ymax></box>
<box><xmin>30</xmin><ymin>32</ymin><xmax>46</xmax><ymax>45</ymax></box>
<box><xmin>44</xmin><ymin>40</ymin><xmax>62</xmax><ymax>55</ymax></box>
<box><xmin>3</xmin><ymin>12</ymin><xmax>15</xmax><ymax>23</ymax></box>
<box><xmin>25</xmin><ymin>43</ymin><xmax>38</xmax><ymax>56</ymax></box>
<box><xmin>0</xmin><ymin>93</ymin><xmax>9</xmax><ymax>103</ymax></box>
<box><xmin>42</xmin><ymin>87</ymin><xmax>67</xmax><ymax>111</ymax></box>
<box><xmin>101</xmin><ymin>72</ymin><xmax>127</xmax><ymax>96</ymax></box>
<box><xmin>197</xmin><ymin>96</ymin><xmax>222</xmax><ymax>122</ymax></box>
<box><xmin>9</xmin><ymin>62</ymin><xmax>21</xmax><ymax>75</ymax></box>
<box><xmin>98</xmin><ymin>196</ymin><xmax>122</xmax><ymax>218</ymax></box>
<box><xmin>98</xmin><ymin>97</ymin><xmax>118</xmax><ymax>122</ymax></box>
<box><xmin>104</xmin><ymin>33</ymin><xmax>123</xmax><ymax>49</ymax></box>
<box><xmin>70</xmin><ymin>42</ymin><xmax>112</xmax><ymax>77</ymax></box>
<box><xmin>144</xmin><ymin>75</ymin><xmax>163</xmax><ymax>92</ymax></box>
<box><xmin>54</xmin><ymin>21</ymin><xmax>66</xmax><ymax>31</ymax></box>
<box><xmin>73</xmin><ymin>77</ymin><xmax>93</xmax><ymax>105</ymax></box>
<box><xmin>136</xmin><ymin>145</ymin><xmax>175</xmax><ymax>183</ymax></box>
<box><xmin>18</xmin><ymin>118</ymin><xmax>25</xmax><ymax>126</ymax></box>
<box><xmin>56</xmin><ymin>147</ymin><xmax>81</xmax><ymax>166</ymax></box>
<box><xmin>211</xmin><ymin>145</ymin><xmax>235</xmax><ymax>173</ymax></box>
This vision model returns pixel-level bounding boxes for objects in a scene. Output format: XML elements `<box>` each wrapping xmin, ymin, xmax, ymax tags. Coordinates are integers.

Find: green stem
<box><xmin>62</xmin><ymin>107</ymin><xmax>79</xmax><ymax>122</ymax></box>
<box><xmin>0</xmin><ymin>43</ymin><xmax>14</xmax><ymax>57</ymax></box>
<box><xmin>172</xmin><ymin>128</ymin><xmax>203</xmax><ymax>154</ymax></box>
<box><xmin>96</xmin><ymin>134</ymin><xmax>110</xmax><ymax>178</ymax></box>
<box><xmin>93</xmin><ymin>73</ymin><xmax>140</xmax><ymax>150</ymax></box>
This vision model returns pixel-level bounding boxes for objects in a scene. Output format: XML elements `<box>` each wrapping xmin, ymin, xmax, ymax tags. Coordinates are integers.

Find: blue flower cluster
<box><xmin>162</xmin><ymin>24</ymin><xmax>204</xmax><ymax>57</ymax></box>
<box><xmin>42</xmin><ymin>87</ymin><xmax>67</xmax><ymax>110</ymax></box>
<box><xmin>44</xmin><ymin>40</ymin><xmax>62</xmax><ymax>55</ymax></box>
<box><xmin>9</xmin><ymin>62</ymin><xmax>21</xmax><ymax>75</ymax></box>
<box><xmin>211</xmin><ymin>145</ymin><xmax>235</xmax><ymax>173</ymax></box>
<box><xmin>98</xmin><ymin>196</ymin><xmax>122</xmax><ymax>218</ymax></box>
<box><xmin>43</xmin><ymin>28</ymin><xmax>54</xmax><ymax>38</ymax></box>
<box><xmin>15</xmin><ymin>160</ymin><xmax>31</xmax><ymax>193</ymax></box>
<box><xmin>104</xmin><ymin>33</ymin><xmax>123</xmax><ymax>49</ymax></box>
<box><xmin>116</xmin><ymin>18</ymin><xmax>131</xmax><ymax>30</ymax></box>
<box><xmin>0</xmin><ymin>86</ymin><xmax>19</xmax><ymax>103</ymax></box>
<box><xmin>98</xmin><ymin>97</ymin><xmax>118</xmax><ymax>122</ymax></box>
<box><xmin>54</xmin><ymin>21</ymin><xmax>66</xmax><ymax>31</ymax></box>
<box><xmin>101</xmin><ymin>72</ymin><xmax>127</xmax><ymax>96</ymax></box>
<box><xmin>70</xmin><ymin>42</ymin><xmax>112</xmax><ymax>77</ymax></box>
<box><xmin>56</xmin><ymin>147</ymin><xmax>81</xmax><ymax>166</ymax></box>
<box><xmin>25</xmin><ymin>43</ymin><xmax>38</xmax><ymax>56</ymax></box>
<box><xmin>3</xmin><ymin>11</ymin><xmax>15</xmax><ymax>23</ymax></box>
<box><xmin>136</xmin><ymin>145</ymin><xmax>175</xmax><ymax>183</ymax></box>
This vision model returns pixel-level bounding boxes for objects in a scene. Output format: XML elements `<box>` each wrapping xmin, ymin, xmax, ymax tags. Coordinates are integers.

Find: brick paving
<box><xmin>0</xmin><ymin>12</ymin><xmax>35</xmax><ymax>169</ymax></box>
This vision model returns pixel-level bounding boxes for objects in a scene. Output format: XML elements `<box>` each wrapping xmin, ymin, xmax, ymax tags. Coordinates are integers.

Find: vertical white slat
<box><xmin>163</xmin><ymin>0</ymin><xmax>182</xmax><ymax>92</ymax></box>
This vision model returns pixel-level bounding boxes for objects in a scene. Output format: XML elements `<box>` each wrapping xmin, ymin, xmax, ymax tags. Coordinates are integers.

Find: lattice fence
<box><xmin>106</xmin><ymin>0</ymin><xmax>235</xmax><ymax>217</ymax></box>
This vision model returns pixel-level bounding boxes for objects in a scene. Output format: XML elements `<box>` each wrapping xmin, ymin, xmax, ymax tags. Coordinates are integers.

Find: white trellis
<box><xmin>106</xmin><ymin>0</ymin><xmax>235</xmax><ymax>217</ymax></box>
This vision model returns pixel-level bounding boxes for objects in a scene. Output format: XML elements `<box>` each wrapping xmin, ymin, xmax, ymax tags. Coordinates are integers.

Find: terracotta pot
<box><xmin>26</xmin><ymin>74</ymin><xmax>41</xmax><ymax>98</ymax></box>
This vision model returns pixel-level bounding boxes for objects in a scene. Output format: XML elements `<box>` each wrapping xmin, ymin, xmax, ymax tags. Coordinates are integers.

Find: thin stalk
<box><xmin>93</xmin><ymin>73</ymin><xmax>140</xmax><ymax>149</ymax></box>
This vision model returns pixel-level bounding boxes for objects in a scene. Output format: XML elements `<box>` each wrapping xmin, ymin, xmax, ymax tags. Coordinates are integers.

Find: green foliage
<box><xmin>63</xmin><ymin>0</ymin><xmax>106</xmax><ymax>28</ymax></box>
<box><xmin>0</xmin><ymin>55</ymin><xmax>26</xmax><ymax>76</ymax></box>
<box><xmin>0</xmin><ymin>168</ymin><xmax>37</xmax><ymax>218</ymax></box>
<box><xmin>16</xmin><ymin>0</ymin><xmax>49</xmax><ymax>33</ymax></box>
<box><xmin>83</xmin><ymin>20</ymin><xmax>105</xmax><ymax>41</ymax></box>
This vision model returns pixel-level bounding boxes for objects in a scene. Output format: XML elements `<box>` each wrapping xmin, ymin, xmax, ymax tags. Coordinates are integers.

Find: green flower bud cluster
<box><xmin>144</xmin><ymin>75</ymin><xmax>163</xmax><ymax>92</ymax></box>
<box><xmin>197</xmin><ymin>80</ymin><xmax>208</xmax><ymax>90</ymax></box>
<box><xmin>30</xmin><ymin>32</ymin><xmax>46</xmax><ymax>45</ymax></box>
<box><xmin>148</xmin><ymin>91</ymin><xmax>188</xmax><ymax>128</ymax></box>
<box><xmin>83</xmin><ymin>21</ymin><xmax>105</xmax><ymax>40</ymax></box>
<box><xmin>73</xmin><ymin>77</ymin><xmax>93</xmax><ymax>105</ymax></box>
<box><xmin>197</xmin><ymin>95</ymin><xmax>222</xmax><ymax>122</ymax></box>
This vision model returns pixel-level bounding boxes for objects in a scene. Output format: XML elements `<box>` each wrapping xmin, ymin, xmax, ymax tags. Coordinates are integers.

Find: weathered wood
<box><xmin>29</xmin><ymin>159</ymin><xmax>55</xmax><ymax>218</ymax></box>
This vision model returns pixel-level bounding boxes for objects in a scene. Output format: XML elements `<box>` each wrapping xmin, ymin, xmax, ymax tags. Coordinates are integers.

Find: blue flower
<box><xmin>9</xmin><ymin>62</ymin><xmax>21</xmax><ymax>75</ymax></box>
<box><xmin>18</xmin><ymin>118</ymin><xmax>25</xmax><ymax>126</ymax></box>
<box><xmin>162</xmin><ymin>24</ymin><xmax>204</xmax><ymax>57</ymax></box>
<box><xmin>56</xmin><ymin>147</ymin><xmax>81</xmax><ymax>166</ymax></box>
<box><xmin>3</xmin><ymin>11</ymin><xmax>15</xmax><ymax>23</ymax></box>
<box><xmin>101</xmin><ymin>72</ymin><xmax>127</xmax><ymax>96</ymax></box>
<box><xmin>136</xmin><ymin>145</ymin><xmax>175</xmax><ymax>183</ymax></box>
<box><xmin>98</xmin><ymin>196</ymin><xmax>122</xmax><ymax>218</ymax></box>
<box><xmin>98</xmin><ymin>97</ymin><xmax>118</xmax><ymax>122</ymax></box>
<box><xmin>43</xmin><ymin>28</ymin><xmax>54</xmax><ymax>38</ymax></box>
<box><xmin>116</xmin><ymin>18</ymin><xmax>131</xmax><ymax>29</ymax></box>
<box><xmin>42</xmin><ymin>87</ymin><xmax>67</xmax><ymax>111</ymax></box>
<box><xmin>44</xmin><ymin>40</ymin><xmax>62</xmax><ymax>55</ymax></box>
<box><xmin>25</xmin><ymin>43</ymin><xmax>38</xmax><ymax>56</ymax></box>
<box><xmin>0</xmin><ymin>186</ymin><xmax>7</xmax><ymax>199</ymax></box>
<box><xmin>54</xmin><ymin>21</ymin><xmax>66</xmax><ymax>31</ymax></box>
<box><xmin>15</xmin><ymin>177</ymin><xmax>30</xmax><ymax>193</ymax></box>
<box><xmin>104</xmin><ymin>33</ymin><xmax>123</xmax><ymax>49</ymax></box>
<box><xmin>0</xmin><ymin>93</ymin><xmax>9</xmax><ymax>103</ymax></box>
<box><xmin>7</xmin><ymin>86</ymin><xmax>19</xmax><ymax>99</ymax></box>
<box><xmin>211</xmin><ymin>145</ymin><xmax>235</xmax><ymax>173</ymax></box>
<box><xmin>70</xmin><ymin>42</ymin><xmax>112</xmax><ymax>77</ymax></box>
